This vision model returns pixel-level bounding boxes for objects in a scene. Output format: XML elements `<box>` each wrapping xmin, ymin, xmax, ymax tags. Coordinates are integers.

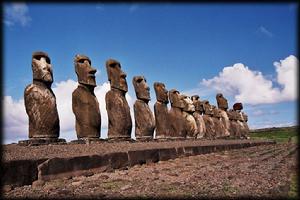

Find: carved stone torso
<box><xmin>211</xmin><ymin>115</ymin><xmax>225</xmax><ymax>138</ymax></box>
<box><xmin>24</xmin><ymin>82</ymin><xmax>59</xmax><ymax>138</ymax></box>
<box><xmin>169</xmin><ymin>107</ymin><xmax>185</xmax><ymax>138</ymax></box>
<box><xmin>105</xmin><ymin>89</ymin><xmax>132</xmax><ymax>139</ymax></box>
<box><xmin>154</xmin><ymin>101</ymin><xmax>169</xmax><ymax>139</ymax></box>
<box><xmin>219</xmin><ymin>110</ymin><xmax>231</xmax><ymax>137</ymax></box>
<box><xmin>72</xmin><ymin>85</ymin><xmax>101</xmax><ymax>139</ymax></box>
<box><xmin>203</xmin><ymin>114</ymin><xmax>215</xmax><ymax>139</ymax></box>
<box><xmin>193</xmin><ymin>111</ymin><xmax>206</xmax><ymax>139</ymax></box>
<box><xmin>134</xmin><ymin>99</ymin><xmax>155</xmax><ymax>139</ymax></box>
<box><xmin>182</xmin><ymin>111</ymin><xmax>198</xmax><ymax>138</ymax></box>
<box><xmin>227</xmin><ymin>110</ymin><xmax>241</xmax><ymax>138</ymax></box>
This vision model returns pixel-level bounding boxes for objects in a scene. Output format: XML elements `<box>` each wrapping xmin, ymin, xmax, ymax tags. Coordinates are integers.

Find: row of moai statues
<box><xmin>22</xmin><ymin>51</ymin><xmax>249</xmax><ymax>144</ymax></box>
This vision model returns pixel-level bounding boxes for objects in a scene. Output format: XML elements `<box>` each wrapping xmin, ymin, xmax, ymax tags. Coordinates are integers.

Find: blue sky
<box><xmin>3</xmin><ymin>3</ymin><xmax>298</xmax><ymax>144</ymax></box>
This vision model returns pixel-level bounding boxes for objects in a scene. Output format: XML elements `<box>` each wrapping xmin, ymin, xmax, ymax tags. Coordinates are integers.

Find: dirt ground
<box><xmin>3</xmin><ymin>142</ymin><xmax>298</xmax><ymax>199</ymax></box>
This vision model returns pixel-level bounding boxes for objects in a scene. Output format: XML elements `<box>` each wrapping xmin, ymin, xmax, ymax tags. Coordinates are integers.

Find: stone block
<box><xmin>158</xmin><ymin>148</ymin><xmax>177</xmax><ymax>161</ymax></box>
<box><xmin>2</xmin><ymin>159</ymin><xmax>46</xmax><ymax>187</ymax></box>
<box><xmin>109</xmin><ymin>152</ymin><xmax>129</xmax><ymax>170</ymax></box>
<box><xmin>128</xmin><ymin>149</ymin><xmax>159</xmax><ymax>166</ymax></box>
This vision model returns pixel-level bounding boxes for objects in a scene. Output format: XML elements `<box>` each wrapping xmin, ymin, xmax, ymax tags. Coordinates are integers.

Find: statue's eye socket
<box><xmin>137</xmin><ymin>78</ymin><xmax>143</xmax><ymax>83</ymax></box>
<box><xmin>78</xmin><ymin>59</ymin><xmax>91</xmax><ymax>65</ymax></box>
<box><xmin>78</xmin><ymin>59</ymin><xmax>85</xmax><ymax>63</ymax></box>
<box><xmin>45</xmin><ymin>57</ymin><xmax>51</xmax><ymax>64</ymax></box>
<box><xmin>109</xmin><ymin>63</ymin><xmax>117</xmax><ymax>68</ymax></box>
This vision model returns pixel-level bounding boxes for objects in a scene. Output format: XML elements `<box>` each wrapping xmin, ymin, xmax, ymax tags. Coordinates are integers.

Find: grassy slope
<box><xmin>250</xmin><ymin>126</ymin><xmax>298</xmax><ymax>143</ymax></box>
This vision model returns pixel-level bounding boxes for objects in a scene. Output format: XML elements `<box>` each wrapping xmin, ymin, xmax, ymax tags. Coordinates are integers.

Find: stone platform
<box><xmin>3</xmin><ymin>139</ymin><xmax>275</xmax><ymax>188</ymax></box>
<box><xmin>18</xmin><ymin>138</ymin><xmax>66</xmax><ymax>146</ymax></box>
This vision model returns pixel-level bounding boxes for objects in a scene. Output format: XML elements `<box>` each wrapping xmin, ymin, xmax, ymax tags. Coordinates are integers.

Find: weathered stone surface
<box><xmin>158</xmin><ymin>148</ymin><xmax>177</xmax><ymax>161</ymax></box>
<box><xmin>132</xmin><ymin>76</ymin><xmax>155</xmax><ymax>140</ymax></box>
<box><xmin>181</xmin><ymin>95</ymin><xmax>198</xmax><ymax>138</ymax></box>
<box><xmin>105</xmin><ymin>59</ymin><xmax>132</xmax><ymax>139</ymax></box>
<box><xmin>191</xmin><ymin>95</ymin><xmax>206</xmax><ymax>139</ymax></box>
<box><xmin>128</xmin><ymin>149</ymin><xmax>159</xmax><ymax>166</ymax></box>
<box><xmin>110</xmin><ymin>152</ymin><xmax>129</xmax><ymax>170</ymax></box>
<box><xmin>216</xmin><ymin>93</ymin><xmax>230</xmax><ymax>137</ymax></box>
<box><xmin>233</xmin><ymin>102</ymin><xmax>243</xmax><ymax>111</ymax></box>
<box><xmin>24</xmin><ymin>51</ymin><xmax>60</xmax><ymax>139</ymax></box>
<box><xmin>153</xmin><ymin>82</ymin><xmax>170</xmax><ymax>139</ymax></box>
<box><xmin>202</xmin><ymin>100</ymin><xmax>216</xmax><ymax>139</ymax></box>
<box><xmin>72</xmin><ymin>54</ymin><xmax>101</xmax><ymax>139</ymax></box>
<box><xmin>168</xmin><ymin>89</ymin><xmax>185</xmax><ymax>139</ymax></box>
<box><xmin>3</xmin><ymin>140</ymin><xmax>276</xmax><ymax>187</ymax></box>
<box><xmin>211</xmin><ymin>106</ymin><xmax>226</xmax><ymax>138</ymax></box>
<box><xmin>227</xmin><ymin>109</ymin><xmax>241</xmax><ymax>138</ymax></box>
<box><xmin>70</xmin><ymin>138</ymin><xmax>106</xmax><ymax>144</ymax></box>
<box><xmin>38</xmin><ymin>155</ymin><xmax>111</xmax><ymax>181</ymax></box>
<box><xmin>237</xmin><ymin>111</ymin><xmax>248</xmax><ymax>139</ymax></box>
<box><xmin>2</xmin><ymin>159</ymin><xmax>47</xmax><ymax>187</ymax></box>
<box><xmin>216</xmin><ymin>93</ymin><xmax>228</xmax><ymax>111</ymax></box>
<box><xmin>242</xmin><ymin>112</ymin><xmax>250</xmax><ymax>134</ymax></box>
<box><xmin>18</xmin><ymin>138</ymin><xmax>66</xmax><ymax>146</ymax></box>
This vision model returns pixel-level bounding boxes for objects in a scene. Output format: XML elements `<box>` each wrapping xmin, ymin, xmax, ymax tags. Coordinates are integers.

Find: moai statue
<box><xmin>168</xmin><ymin>89</ymin><xmax>185</xmax><ymax>139</ymax></box>
<box><xmin>105</xmin><ymin>59</ymin><xmax>132</xmax><ymax>140</ymax></box>
<box><xmin>211</xmin><ymin>105</ymin><xmax>226</xmax><ymax>138</ymax></box>
<box><xmin>132</xmin><ymin>76</ymin><xmax>155</xmax><ymax>140</ymax></box>
<box><xmin>242</xmin><ymin>112</ymin><xmax>250</xmax><ymax>133</ymax></box>
<box><xmin>22</xmin><ymin>51</ymin><xmax>65</xmax><ymax>145</ymax></box>
<box><xmin>181</xmin><ymin>95</ymin><xmax>198</xmax><ymax>139</ymax></box>
<box><xmin>233</xmin><ymin>102</ymin><xmax>248</xmax><ymax>139</ymax></box>
<box><xmin>153</xmin><ymin>82</ymin><xmax>170</xmax><ymax>139</ymax></box>
<box><xmin>202</xmin><ymin>100</ymin><xmax>216</xmax><ymax>139</ymax></box>
<box><xmin>227</xmin><ymin>108</ymin><xmax>241</xmax><ymax>138</ymax></box>
<box><xmin>242</xmin><ymin>112</ymin><xmax>250</xmax><ymax>139</ymax></box>
<box><xmin>191</xmin><ymin>95</ymin><xmax>206</xmax><ymax>139</ymax></box>
<box><xmin>216</xmin><ymin>93</ymin><xmax>230</xmax><ymax>137</ymax></box>
<box><xmin>72</xmin><ymin>55</ymin><xmax>101</xmax><ymax>140</ymax></box>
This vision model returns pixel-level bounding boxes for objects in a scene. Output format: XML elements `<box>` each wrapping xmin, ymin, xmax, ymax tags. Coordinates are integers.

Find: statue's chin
<box><xmin>42</xmin><ymin>74</ymin><xmax>53</xmax><ymax>83</ymax></box>
<box><xmin>78</xmin><ymin>78</ymin><xmax>96</xmax><ymax>87</ymax></box>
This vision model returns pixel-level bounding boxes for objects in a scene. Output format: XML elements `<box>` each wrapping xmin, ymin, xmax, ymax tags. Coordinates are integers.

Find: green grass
<box><xmin>250</xmin><ymin>127</ymin><xmax>298</xmax><ymax>143</ymax></box>
<box><xmin>288</xmin><ymin>173</ymin><xmax>298</xmax><ymax>199</ymax></box>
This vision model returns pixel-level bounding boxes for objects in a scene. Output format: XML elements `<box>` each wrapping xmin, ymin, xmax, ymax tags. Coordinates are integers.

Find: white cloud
<box><xmin>4</xmin><ymin>3</ymin><xmax>32</xmax><ymax>27</ymax></box>
<box><xmin>95</xmin><ymin>3</ymin><xmax>104</xmax><ymax>11</ymax></box>
<box><xmin>3</xmin><ymin>79</ymin><xmax>136</xmax><ymax>144</ymax></box>
<box><xmin>3</xmin><ymin>96</ymin><xmax>28</xmax><ymax>142</ymax></box>
<box><xmin>201</xmin><ymin>55</ymin><xmax>298</xmax><ymax>105</ymax></box>
<box><xmin>274</xmin><ymin>55</ymin><xmax>298</xmax><ymax>101</ymax></box>
<box><xmin>257</xmin><ymin>26</ymin><xmax>273</xmax><ymax>38</ymax></box>
<box><xmin>129</xmin><ymin>4</ymin><xmax>139</xmax><ymax>13</ymax></box>
<box><xmin>251</xmin><ymin>109</ymin><xmax>279</xmax><ymax>117</ymax></box>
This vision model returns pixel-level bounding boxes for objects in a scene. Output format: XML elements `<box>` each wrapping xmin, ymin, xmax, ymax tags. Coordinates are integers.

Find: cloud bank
<box><xmin>3</xmin><ymin>80</ymin><xmax>135</xmax><ymax>143</ymax></box>
<box><xmin>202</xmin><ymin>55</ymin><xmax>298</xmax><ymax>105</ymax></box>
<box><xmin>4</xmin><ymin>3</ymin><xmax>31</xmax><ymax>27</ymax></box>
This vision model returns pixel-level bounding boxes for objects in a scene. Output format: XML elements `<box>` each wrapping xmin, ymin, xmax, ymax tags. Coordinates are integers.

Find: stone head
<box><xmin>182</xmin><ymin>95</ymin><xmax>195</xmax><ymax>113</ymax></box>
<box><xmin>216</xmin><ymin>93</ymin><xmax>228</xmax><ymax>111</ymax></box>
<box><xmin>32</xmin><ymin>51</ymin><xmax>53</xmax><ymax>84</ymax></box>
<box><xmin>233</xmin><ymin>102</ymin><xmax>243</xmax><ymax>111</ymax></box>
<box><xmin>74</xmin><ymin>54</ymin><xmax>97</xmax><ymax>87</ymax></box>
<box><xmin>202</xmin><ymin>100</ymin><xmax>213</xmax><ymax>116</ymax></box>
<box><xmin>242</xmin><ymin>112</ymin><xmax>248</xmax><ymax>122</ymax></box>
<box><xmin>212</xmin><ymin>105</ymin><xmax>221</xmax><ymax>118</ymax></box>
<box><xmin>191</xmin><ymin>95</ymin><xmax>204</xmax><ymax>113</ymax></box>
<box><xmin>153</xmin><ymin>82</ymin><xmax>169</xmax><ymax>103</ymax></box>
<box><xmin>169</xmin><ymin>89</ymin><xmax>184</xmax><ymax>109</ymax></box>
<box><xmin>227</xmin><ymin>109</ymin><xmax>235</xmax><ymax>120</ymax></box>
<box><xmin>106</xmin><ymin>59</ymin><xmax>128</xmax><ymax>92</ymax></box>
<box><xmin>132</xmin><ymin>76</ymin><xmax>150</xmax><ymax>102</ymax></box>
